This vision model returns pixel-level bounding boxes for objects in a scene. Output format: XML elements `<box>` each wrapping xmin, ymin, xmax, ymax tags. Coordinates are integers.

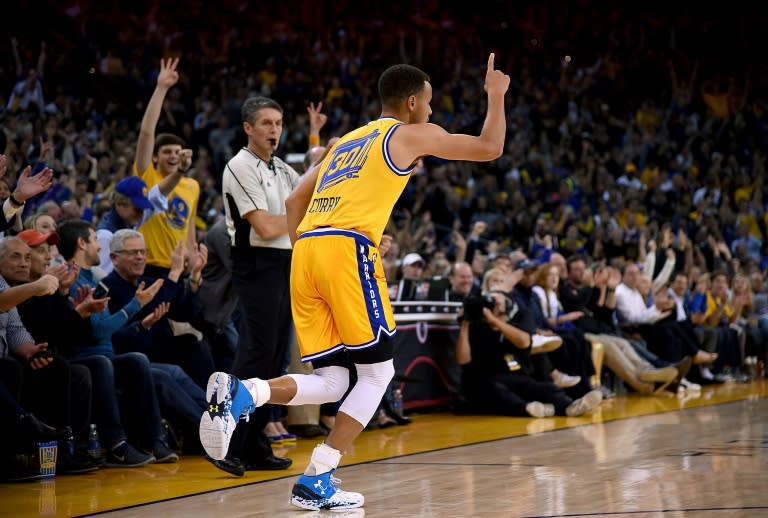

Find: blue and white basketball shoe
<box><xmin>290</xmin><ymin>471</ymin><xmax>365</xmax><ymax>510</ymax></box>
<box><xmin>199</xmin><ymin>372</ymin><xmax>256</xmax><ymax>460</ymax></box>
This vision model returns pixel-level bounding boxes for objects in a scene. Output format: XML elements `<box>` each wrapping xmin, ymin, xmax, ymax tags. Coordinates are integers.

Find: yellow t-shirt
<box><xmin>134</xmin><ymin>162</ymin><xmax>200</xmax><ymax>269</ymax></box>
<box><xmin>297</xmin><ymin>117</ymin><xmax>414</xmax><ymax>246</ymax></box>
<box><xmin>704</xmin><ymin>291</ymin><xmax>732</xmax><ymax>327</ymax></box>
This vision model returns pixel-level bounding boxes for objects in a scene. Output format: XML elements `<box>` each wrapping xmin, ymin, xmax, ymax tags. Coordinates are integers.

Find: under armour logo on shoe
<box><xmin>209</xmin><ymin>404</ymin><xmax>219</xmax><ymax>413</ymax></box>
<box><xmin>314</xmin><ymin>479</ymin><xmax>328</xmax><ymax>495</ymax></box>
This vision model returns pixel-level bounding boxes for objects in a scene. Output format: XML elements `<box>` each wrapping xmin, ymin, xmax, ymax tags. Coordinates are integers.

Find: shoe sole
<box><xmin>526</xmin><ymin>403</ymin><xmax>555</xmax><ymax>418</ymax></box>
<box><xmin>200</xmin><ymin>372</ymin><xmax>237</xmax><ymax>461</ymax></box>
<box><xmin>154</xmin><ymin>453</ymin><xmax>179</xmax><ymax>464</ymax></box>
<box><xmin>104</xmin><ymin>456</ymin><xmax>156</xmax><ymax>468</ymax></box>
<box><xmin>204</xmin><ymin>455</ymin><xmax>244</xmax><ymax>477</ymax></box>
<box><xmin>566</xmin><ymin>390</ymin><xmax>603</xmax><ymax>417</ymax></box>
<box><xmin>289</xmin><ymin>495</ymin><xmax>365</xmax><ymax>511</ymax></box>
<box><xmin>531</xmin><ymin>338</ymin><xmax>563</xmax><ymax>355</ymax></box>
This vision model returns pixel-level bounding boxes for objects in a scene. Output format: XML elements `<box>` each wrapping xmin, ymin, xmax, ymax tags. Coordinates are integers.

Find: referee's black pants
<box><xmin>229</xmin><ymin>246</ymin><xmax>292</xmax><ymax>463</ymax></box>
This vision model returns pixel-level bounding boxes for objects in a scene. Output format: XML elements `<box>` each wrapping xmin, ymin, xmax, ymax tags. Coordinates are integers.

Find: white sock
<box><xmin>305</xmin><ymin>443</ymin><xmax>342</xmax><ymax>476</ymax></box>
<box><xmin>242</xmin><ymin>378</ymin><xmax>271</xmax><ymax>407</ymax></box>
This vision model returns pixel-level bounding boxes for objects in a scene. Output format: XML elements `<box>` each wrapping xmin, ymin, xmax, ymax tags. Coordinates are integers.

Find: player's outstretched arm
<box><xmin>393</xmin><ymin>53</ymin><xmax>509</xmax><ymax>166</ymax></box>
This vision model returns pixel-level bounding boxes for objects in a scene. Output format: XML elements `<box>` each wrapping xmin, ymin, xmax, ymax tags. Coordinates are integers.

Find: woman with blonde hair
<box><xmin>532</xmin><ymin>263</ymin><xmax>583</xmax><ymax>330</ymax></box>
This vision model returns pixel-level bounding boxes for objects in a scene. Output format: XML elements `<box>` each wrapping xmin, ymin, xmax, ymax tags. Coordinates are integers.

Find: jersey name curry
<box><xmin>298</xmin><ymin>117</ymin><xmax>414</xmax><ymax>246</ymax></box>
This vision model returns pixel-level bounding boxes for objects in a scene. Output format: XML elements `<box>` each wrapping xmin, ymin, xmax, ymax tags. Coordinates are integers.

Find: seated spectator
<box><xmin>532</xmin><ymin>263</ymin><xmax>583</xmax><ymax>331</ymax></box>
<box><xmin>703</xmin><ymin>271</ymin><xmax>748</xmax><ymax>381</ymax></box>
<box><xmin>0</xmin><ymin>379</ymin><xmax>72</xmax><ymax>481</ymax></box>
<box><xmin>455</xmin><ymin>289</ymin><xmax>602</xmax><ymax>418</ymax></box>
<box><xmin>24</xmin><ymin>212</ymin><xmax>63</xmax><ymax>265</ymax></box>
<box><xmin>104</xmin><ymin>229</ymin><xmax>213</xmax><ymax>388</ymax></box>
<box><xmin>513</xmin><ymin>258</ymin><xmax>596</xmax><ymax>396</ymax></box>
<box><xmin>103</xmin><ymin>229</ymin><xmax>210</xmax><ymax>449</ymax></box>
<box><xmin>617</xmin><ymin>263</ymin><xmax>714</xmax><ymax>379</ymax></box>
<box><xmin>56</xmin><ymin>219</ymin><xmax>177</xmax><ymax>464</ymax></box>
<box><xmin>669</xmin><ymin>272</ymin><xmax>720</xmax><ymax>381</ymax></box>
<box><xmin>730</xmin><ymin>273</ymin><xmax>764</xmax><ymax>363</ymax></box>
<box><xmin>0</xmin><ymin>236</ymin><xmax>99</xmax><ymax>473</ymax></box>
<box><xmin>560</xmin><ymin>257</ymin><xmax>683</xmax><ymax>394</ymax></box>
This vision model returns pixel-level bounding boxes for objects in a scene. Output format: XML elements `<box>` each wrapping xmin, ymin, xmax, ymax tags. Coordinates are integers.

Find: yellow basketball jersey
<box><xmin>297</xmin><ymin>117</ymin><xmax>414</xmax><ymax>246</ymax></box>
<box><xmin>134</xmin><ymin>162</ymin><xmax>200</xmax><ymax>269</ymax></box>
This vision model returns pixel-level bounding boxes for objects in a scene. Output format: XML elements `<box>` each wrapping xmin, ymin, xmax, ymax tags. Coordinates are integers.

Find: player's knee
<box><xmin>313</xmin><ymin>366</ymin><xmax>350</xmax><ymax>402</ymax></box>
<box><xmin>354</xmin><ymin>359</ymin><xmax>395</xmax><ymax>389</ymax></box>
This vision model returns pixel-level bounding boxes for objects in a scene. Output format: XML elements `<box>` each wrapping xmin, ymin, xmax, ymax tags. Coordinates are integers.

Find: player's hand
<box><xmin>484</xmin><ymin>53</ymin><xmax>510</xmax><ymax>96</ymax></box>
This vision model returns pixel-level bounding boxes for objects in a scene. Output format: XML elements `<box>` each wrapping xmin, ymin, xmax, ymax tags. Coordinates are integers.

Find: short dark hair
<box><xmin>378</xmin><ymin>64</ymin><xmax>430</xmax><ymax>109</ymax></box>
<box><xmin>566</xmin><ymin>254</ymin><xmax>587</xmax><ymax>271</ymax></box>
<box><xmin>57</xmin><ymin>219</ymin><xmax>94</xmax><ymax>260</ymax></box>
<box><xmin>153</xmin><ymin>133</ymin><xmax>186</xmax><ymax>155</ymax></box>
<box><xmin>241</xmin><ymin>97</ymin><xmax>283</xmax><ymax>124</ymax></box>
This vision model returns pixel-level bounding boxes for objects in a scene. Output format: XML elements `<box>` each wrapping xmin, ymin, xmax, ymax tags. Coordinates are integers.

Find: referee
<box><xmin>211</xmin><ymin>97</ymin><xmax>301</xmax><ymax>475</ymax></box>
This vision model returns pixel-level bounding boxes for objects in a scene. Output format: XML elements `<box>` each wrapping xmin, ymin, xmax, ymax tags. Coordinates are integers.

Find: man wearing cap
<box><xmin>393</xmin><ymin>252</ymin><xmax>427</xmax><ymax>301</ymax></box>
<box><xmin>95</xmin><ymin>174</ymin><xmax>183</xmax><ymax>275</ymax></box>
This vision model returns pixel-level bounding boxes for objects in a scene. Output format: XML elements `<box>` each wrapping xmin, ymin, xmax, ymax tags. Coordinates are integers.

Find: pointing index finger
<box><xmin>487</xmin><ymin>53</ymin><xmax>495</xmax><ymax>72</ymax></box>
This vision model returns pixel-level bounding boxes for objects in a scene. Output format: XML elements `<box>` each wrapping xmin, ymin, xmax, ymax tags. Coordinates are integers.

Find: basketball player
<box><xmin>200</xmin><ymin>53</ymin><xmax>509</xmax><ymax>510</ymax></box>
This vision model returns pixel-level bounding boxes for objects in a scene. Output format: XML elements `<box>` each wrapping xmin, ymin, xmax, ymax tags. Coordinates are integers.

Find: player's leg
<box><xmin>290</xmin><ymin>232</ymin><xmax>394</xmax><ymax>509</ymax></box>
<box><xmin>290</xmin><ymin>339</ymin><xmax>394</xmax><ymax>510</ymax></box>
<box><xmin>200</xmin><ymin>236</ymin><xmax>343</xmax><ymax>461</ymax></box>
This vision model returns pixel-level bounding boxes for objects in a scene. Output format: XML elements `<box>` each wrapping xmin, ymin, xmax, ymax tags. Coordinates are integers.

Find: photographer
<box><xmin>455</xmin><ymin>291</ymin><xmax>603</xmax><ymax>418</ymax></box>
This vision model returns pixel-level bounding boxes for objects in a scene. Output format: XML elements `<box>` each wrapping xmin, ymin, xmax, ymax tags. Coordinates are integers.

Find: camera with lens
<box><xmin>462</xmin><ymin>294</ymin><xmax>496</xmax><ymax>323</ymax></box>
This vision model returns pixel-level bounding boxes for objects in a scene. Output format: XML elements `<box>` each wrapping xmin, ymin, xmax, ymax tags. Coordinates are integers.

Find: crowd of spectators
<box><xmin>1</xmin><ymin>0</ymin><xmax>767</xmax><ymax>480</ymax></box>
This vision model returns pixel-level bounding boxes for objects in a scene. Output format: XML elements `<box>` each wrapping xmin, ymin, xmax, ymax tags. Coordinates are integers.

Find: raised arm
<box><xmin>307</xmin><ymin>102</ymin><xmax>327</xmax><ymax>149</ymax></box>
<box><xmin>135</xmin><ymin>58</ymin><xmax>180</xmax><ymax>174</ymax></box>
<box><xmin>391</xmin><ymin>53</ymin><xmax>509</xmax><ymax>167</ymax></box>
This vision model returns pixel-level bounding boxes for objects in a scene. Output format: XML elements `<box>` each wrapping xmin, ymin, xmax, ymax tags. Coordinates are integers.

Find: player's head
<box><xmin>153</xmin><ymin>133</ymin><xmax>185</xmax><ymax>174</ymax></box>
<box><xmin>378</xmin><ymin>64</ymin><xmax>432</xmax><ymax>124</ymax></box>
<box><xmin>242</xmin><ymin>96</ymin><xmax>284</xmax><ymax>156</ymax></box>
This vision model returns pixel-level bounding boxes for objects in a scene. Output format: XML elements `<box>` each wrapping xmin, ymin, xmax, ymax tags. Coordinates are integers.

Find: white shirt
<box><xmin>668</xmin><ymin>288</ymin><xmax>687</xmax><ymax>321</ymax></box>
<box><xmin>2</xmin><ymin>198</ymin><xmax>22</xmax><ymax>223</ymax></box>
<box><xmin>222</xmin><ymin>148</ymin><xmax>300</xmax><ymax>250</ymax></box>
<box><xmin>532</xmin><ymin>285</ymin><xmax>561</xmax><ymax>319</ymax></box>
<box><xmin>615</xmin><ymin>283</ymin><xmax>666</xmax><ymax>324</ymax></box>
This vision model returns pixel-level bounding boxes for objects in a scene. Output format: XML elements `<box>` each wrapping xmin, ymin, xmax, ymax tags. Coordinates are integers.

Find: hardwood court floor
<box><xmin>3</xmin><ymin>380</ymin><xmax>766</xmax><ymax>518</ymax></box>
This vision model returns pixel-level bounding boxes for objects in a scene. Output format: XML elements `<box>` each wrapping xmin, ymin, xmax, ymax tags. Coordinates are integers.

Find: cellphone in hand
<box><xmin>93</xmin><ymin>282</ymin><xmax>110</xmax><ymax>299</ymax></box>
